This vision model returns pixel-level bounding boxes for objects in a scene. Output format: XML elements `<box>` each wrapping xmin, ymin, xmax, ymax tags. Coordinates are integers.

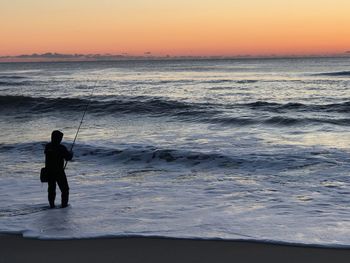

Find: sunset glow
<box><xmin>1</xmin><ymin>0</ymin><xmax>350</xmax><ymax>56</ymax></box>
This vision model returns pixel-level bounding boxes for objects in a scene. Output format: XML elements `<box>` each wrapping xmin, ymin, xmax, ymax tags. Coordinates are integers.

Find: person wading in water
<box><xmin>44</xmin><ymin>130</ymin><xmax>73</xmax><ymax>208</ymax></box>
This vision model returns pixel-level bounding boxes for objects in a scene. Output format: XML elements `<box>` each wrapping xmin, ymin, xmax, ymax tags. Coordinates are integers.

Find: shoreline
<box><xmin>2</xmin><ymin>234</ymin><xmax>350</xmax><ymax>263</ymax></box>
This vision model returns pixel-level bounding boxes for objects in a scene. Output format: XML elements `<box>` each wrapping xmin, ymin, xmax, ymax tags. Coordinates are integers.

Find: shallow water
<box><xmin>1</xmin><ymin>58</ymin><xmax>350</xmax><ymax>246</ymax></box>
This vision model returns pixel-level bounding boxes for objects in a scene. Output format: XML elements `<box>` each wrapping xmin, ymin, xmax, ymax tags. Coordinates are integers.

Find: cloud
<box><xmin>15</xmin><ymin>52</ymin><xmax>85</xmax><ymax>59</ymax></box>
<box><xmin>0</xmin><ymin>52</ymin><xmax>130</xmax><ymax>61</ymax></box>
<box><xmin>0</xmin><ymin>52</ymin><xmax>165</xmax><ymax>61</ymax></box>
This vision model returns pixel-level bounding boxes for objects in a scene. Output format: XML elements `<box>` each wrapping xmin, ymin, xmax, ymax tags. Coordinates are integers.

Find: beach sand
<box><xmin>2</xmin><ymin>234</ymin><xmax>350</xmax><ymax>263</ymax></box>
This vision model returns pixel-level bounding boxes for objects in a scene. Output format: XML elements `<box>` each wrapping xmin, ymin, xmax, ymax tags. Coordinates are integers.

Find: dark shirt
<box><xmin>45</xmin><ymin>143</ymin><xmax>73</xmax><ymax>173</ymax></box>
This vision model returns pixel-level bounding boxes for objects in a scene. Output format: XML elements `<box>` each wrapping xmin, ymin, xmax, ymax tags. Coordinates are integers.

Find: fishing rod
<box><xmin>64</xmin><ymin>83</ymin><xmax>96</xmax><ymax>170</ymax></box>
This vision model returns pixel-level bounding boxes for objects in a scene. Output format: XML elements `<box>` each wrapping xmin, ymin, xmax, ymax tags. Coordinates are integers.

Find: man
<box><xmin>45</xmin><ymin>130</ymin><xmax>73</xmax><ymax>208</ymax></box>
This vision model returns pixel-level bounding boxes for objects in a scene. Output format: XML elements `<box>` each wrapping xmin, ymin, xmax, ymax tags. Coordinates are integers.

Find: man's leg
<box><xmin>57</xmin><ymin>174</ymin><xmax>69</xmax><ymax>208</ymax></box>
<box><xmin>48</xmin><ymin>179</ymin><xmax>56</xmax><ymax>208</ymax></box>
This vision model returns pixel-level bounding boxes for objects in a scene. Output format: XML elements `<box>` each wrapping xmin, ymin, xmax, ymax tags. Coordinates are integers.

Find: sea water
<box><xmin>1</xmin><ymin>58</ymin><xmax>350</xmax><ymax>246</ymax></box>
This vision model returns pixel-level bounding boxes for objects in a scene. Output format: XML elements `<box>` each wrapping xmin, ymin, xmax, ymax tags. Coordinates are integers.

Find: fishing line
<box><xmin>64</xmin><ymin>82</ymin><xmax>96</xmax><ymax>170</ymax></box>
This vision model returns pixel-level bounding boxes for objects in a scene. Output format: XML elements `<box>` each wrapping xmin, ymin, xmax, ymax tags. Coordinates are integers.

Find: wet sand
<box><xmin>2</xmin><ymin>234</ymin><xmax>350</xmax><ymax>263</ymax></box>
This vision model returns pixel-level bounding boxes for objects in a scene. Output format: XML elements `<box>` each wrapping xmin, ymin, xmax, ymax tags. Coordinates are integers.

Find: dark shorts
<box><xmin>47</xmin><ymin>172</ymin><xmax>69</xmax><ymax>193</ymax></box>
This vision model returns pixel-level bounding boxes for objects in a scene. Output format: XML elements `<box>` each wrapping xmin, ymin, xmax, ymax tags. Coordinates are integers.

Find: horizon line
<box><xmin>0</xmin><ymin>51</ymin><xmax>350</xmax><ymax>63</ymax></box>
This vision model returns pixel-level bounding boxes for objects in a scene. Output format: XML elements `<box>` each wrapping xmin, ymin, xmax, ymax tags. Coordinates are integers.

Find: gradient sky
<box><xmin>1</xmin><ymin>0</ymin><xmax>350</xmax><ymax>56</ymax></box>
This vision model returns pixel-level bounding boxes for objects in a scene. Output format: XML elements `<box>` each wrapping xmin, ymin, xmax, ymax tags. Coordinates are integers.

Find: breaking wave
<box><xmin>0</xmin><ymin>141</ymin><xmax>241</xmax><ymax>169</ymax></box>
<box><xmin>0</xmin><ymin>95</ymin><xmax>217</xmax><ymax>117</ymax></box>
<box><xmin>1</xmin><ymin>95</ymin><xmax>350</xmax><ymax>126</ymax></box>
<box><xmin>2</xmin><ymin>95</ymin><xmax>350</xmax><ymax>112</ymax></box>
<box><xmin>0</xmin><ymin>141</ymin><xmax>325</xmax><ymax>171</ymax></box>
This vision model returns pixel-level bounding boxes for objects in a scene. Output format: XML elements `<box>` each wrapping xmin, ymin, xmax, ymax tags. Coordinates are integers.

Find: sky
<box><xmin>1</xmin><ymin>0</ymin><xmax>350</xmax><ymax>56</ymax></box>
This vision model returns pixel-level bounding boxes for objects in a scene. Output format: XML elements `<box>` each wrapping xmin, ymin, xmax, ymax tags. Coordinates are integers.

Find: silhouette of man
<box><xmin>45</xmin><ymin>130</ymin><xmax>73</xmax><ymax>208</ymax></box>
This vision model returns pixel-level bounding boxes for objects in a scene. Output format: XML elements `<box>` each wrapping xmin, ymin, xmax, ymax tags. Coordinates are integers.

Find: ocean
<box><xmin>0</xmin><ymin>57</ymin><xmax>350</xmax><ymax>246</ymax></box>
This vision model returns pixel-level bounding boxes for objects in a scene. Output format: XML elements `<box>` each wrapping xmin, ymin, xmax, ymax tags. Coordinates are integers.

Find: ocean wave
<box><xmin>1</xmin><ymin>95</ymin><xmax>350</xmax><ymax>127</ymax></box>
<box><xmin>210</xmin><ymin>115</ymin><xmax>350</xmax><ymax>127</ymax></box>
<box><xmin>2</xmin><ymin>95</ymin><xmax>350</xmax><ymax>114</ymax></box>
<box><xmin>204</xmin><ymin>79</ymin><xmax>233</xmax><ymax>84</ymax></box>
<box><xmin>121</xmin><ymin>79</ymin><xmax>258</xmax><ymax>85</ymax></box>
<box><xmin>0</xmin><ymin>141</ymin><xmax>241</xmax><ymax>168</ymax></box>
<box><xmin>0</xmin><ymin>80</ymin><xmax>31</xmax><ymax>86</ymax></box>
<box><xmin>0</xmin><ymin>95</ymin><xmax>217</xmax><ymax>117</ymax></box>
<box><xmin>244</xmin><ymin>100</ymin><xmax>350</xmax><ymax>113</ymax></box>
<box><xmin>236</xmin><ymin>80</ymin><xmax>259</xmax><ymax>84</ymax></box>
<box><xmin>315</xmin><ymin>71</ymin><xmax>350</xmax><ymax>77</ymax></box>
<box><xmin>0</xmin><ymin>75</ymin><xmax>27</xmax><ymax>79</ymax></box>
<box><xmin>207</xmin><ymin>79</ymin><xmax>258</xmax><ymax>85</ymax></box>
<box><xmin>0</xmin><ymin>141</ymin><xmax>331</xmax><ymax>172</ymax></box>
<box><xmin>91</xmin><ymin>146</ymin><xmax>242</xmax><ymax>168</ymax></box>
<box><xmin>117</xmin><ymin>79</ymin><xmax>195</xmax><ymax>85</ymax></box>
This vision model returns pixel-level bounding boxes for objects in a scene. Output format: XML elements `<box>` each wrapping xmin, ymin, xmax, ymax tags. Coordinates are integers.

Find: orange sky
<box><xmin>1</xmin><ymin>0</ymin><xmax>350</xmax><ymax>56</ymax></box>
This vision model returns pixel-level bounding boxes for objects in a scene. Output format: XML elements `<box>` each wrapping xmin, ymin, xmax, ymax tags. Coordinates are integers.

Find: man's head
<box><xmin>51</xmin><ymin>130</ymin><xmax>63</xmax><ymax>145</ymax></box>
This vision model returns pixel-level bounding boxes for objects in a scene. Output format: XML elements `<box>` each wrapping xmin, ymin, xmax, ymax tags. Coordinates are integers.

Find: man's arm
<box><xmin>61</xmin><ymin>145</ymin><xmax>73</xmax><ymax>161</ymax></box>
